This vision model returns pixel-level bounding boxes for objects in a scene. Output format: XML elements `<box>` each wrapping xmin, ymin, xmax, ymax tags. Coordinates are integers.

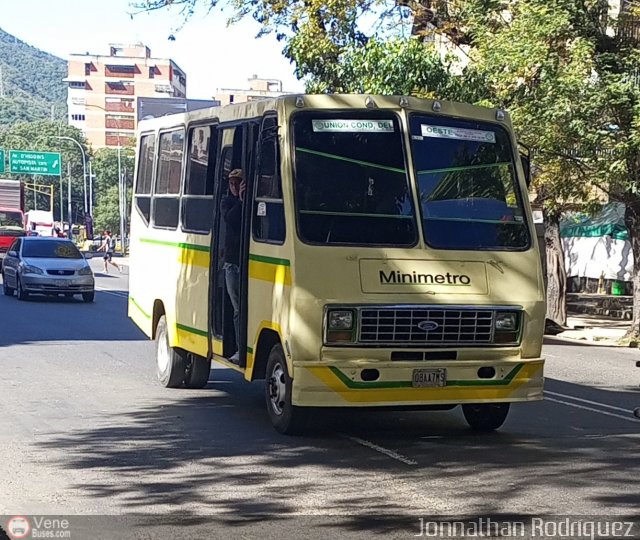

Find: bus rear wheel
<box><xmin>155</xmin><ymin>315</ymin><xmax>186</xmax><ymax>388</ymax></box>
<box><xmin>462</xmin><ymin>403</ymin><xmax>510</xmax><ymax>432</ymax></box>
<box><xmin>265</xmin><ymin>344</ymin><xmax>307</xmax><ymax>435</ymax></box>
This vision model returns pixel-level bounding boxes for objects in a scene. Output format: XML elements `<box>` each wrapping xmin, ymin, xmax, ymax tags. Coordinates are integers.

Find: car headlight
<box><xmin>21</xmin><ymin>264</ymin><xmax>43</xmax><ymax>275</ymax></box>
<box><xmin>495</xmin><ymin>312</ymin><xmax>518</xmax><ymax>331</ymax></box>
<box><xmin>78</xmin><ymin>266</ymin><xmax>93</xmax><ymax>276</ymax></box>
<box><xmin>325</xmin><ymin>309</ymin><xmax>357</xmax><ymax>344</ymax></box>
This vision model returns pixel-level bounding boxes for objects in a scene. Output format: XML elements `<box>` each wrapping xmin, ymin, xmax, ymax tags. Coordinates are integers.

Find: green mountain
<box><xmin>0</xmin><ymin>27</ymin><xmax>67</xmax><ymax>128</ymax></box>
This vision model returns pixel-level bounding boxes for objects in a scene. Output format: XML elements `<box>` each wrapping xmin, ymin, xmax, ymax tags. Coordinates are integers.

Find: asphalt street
<box><xmin>1</xmin><ymin>257</ymin><xmax>639</xmax><ymax>539</ymax></box>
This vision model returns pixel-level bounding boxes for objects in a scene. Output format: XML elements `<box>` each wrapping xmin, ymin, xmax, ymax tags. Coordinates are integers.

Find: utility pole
<box><xmin>67</xmin><ymin>163</ymin><xmax>72</xmax><ymax>242</ymax></box>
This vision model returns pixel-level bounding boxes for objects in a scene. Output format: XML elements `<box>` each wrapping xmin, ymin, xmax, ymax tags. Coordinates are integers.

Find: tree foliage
<box><xmin>0</xmin><ymin>121</ymin><xmax>89</xmax><ymax>223</ymax></box>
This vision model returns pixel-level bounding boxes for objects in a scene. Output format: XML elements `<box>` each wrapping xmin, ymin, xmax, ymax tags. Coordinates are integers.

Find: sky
<box><xmin>1</xmin><ymin>0</ymin><xmax>305</xmax><ymax>98</ymax></box>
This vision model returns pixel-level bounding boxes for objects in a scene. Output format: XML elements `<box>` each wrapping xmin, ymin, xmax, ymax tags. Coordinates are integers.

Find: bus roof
<box><xmin>136</xmin><ymin>94</ymin><xmax>512</xmax><ymax>135</ymax></box>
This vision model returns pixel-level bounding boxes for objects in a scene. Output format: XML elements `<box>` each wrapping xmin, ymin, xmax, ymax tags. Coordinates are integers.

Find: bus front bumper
<box><xmin>291</xmin><ymin>357</ymin><xmax>544</xmax><ymax>408</ymax></box>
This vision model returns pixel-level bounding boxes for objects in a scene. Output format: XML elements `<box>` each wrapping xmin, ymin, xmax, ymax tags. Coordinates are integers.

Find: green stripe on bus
<box><xmin>328</xmin><ymin>363</ymin><xmax>523</xmax><ymax>389</ymax></box>
<box><xmin>296</xmin><ymin>147</ymin><xmax>406</xmax><ymax>174</ymax></box>
<box><xmin>176</xmin><ymin>323</ymin><xmax>208</xmax><ymax>337</ymax></box>
<box><xmin>129</xmin><ymin>296</ymin><xmax>151</xmax><ymax>319</ymax></box>
<box><xmin>417</xmin><ymin>161</ymin><xmax>512</xmax><ymax>175</ymax></box>
<box><xmin>140</xmin><ymin>238</ymin><xmax>210</xmax><ymax>252</ymax></box>
<box><xmin>249</xmin><ymin>254</ymin><xmax>291</xmax><ymax>267</ymax></box>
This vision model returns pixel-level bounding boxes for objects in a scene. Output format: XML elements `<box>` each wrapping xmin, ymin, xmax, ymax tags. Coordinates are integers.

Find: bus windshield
<box><xmin>410</xmin><ymin>114</ymin><xmax>529</xmax><ymax>250</ymax></box>
<box><xmin>292</xmin><ymin>112</ymin><xmax>417</xmax><ymax>246</ymax></box>
<box><xmin>0</xmin><ymin>211</ymin><xmax>23</xmax><ymax>228</ymax></box>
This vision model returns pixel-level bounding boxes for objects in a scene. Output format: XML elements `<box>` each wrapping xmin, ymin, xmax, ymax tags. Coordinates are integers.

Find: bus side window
<box><xmin>182</xmin><ymin>125</ymin><xmax>217</xmax><ymax>233</ymax></box>
<box><xmin>134</xmin><ymin>133</ymin><xmax>156</xmax><ymax>225</ymax></box>
<box><xmin>153</xmin><ymin>129</ymin><xmax>185</xmax><ymax>230</ymax></box>
<box><xmin>253</xmin><ymin>116</ymin><xmax>285</xmax><ymax>244</ymax></box>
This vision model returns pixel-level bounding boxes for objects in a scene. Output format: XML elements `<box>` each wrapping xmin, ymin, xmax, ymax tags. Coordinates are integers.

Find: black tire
<box><xmin>184</xmin><ymin>353</ymin><xmax>211</xmax><ymax>389</ymax></box>
<box><xmin>16</xmin><ymin>277</ymin><xmax>28</xmax><ymax>301</ymax></box>
<box><xmin>155</xmin><ymin>315</ymin><xmax>187</xmax><ymax>388</ymax></box>
<box><xmin>82</xmin><ymin>291</ymin><xmax>95</xmax><ymax>303</ymax></box>
<box><xmin>462</xmin><ymin>403</ymin><xmax>510</xmax><ymax>432</ymax></box>
<box><xmin>265</xmin><ymin>344</ymin><xmax>307</xmax><ymax>434</ymax></box>
<box><xmin>2</xmin><ymin>274</ymin><xmax>14</xmax><ymax>296</ymax></box>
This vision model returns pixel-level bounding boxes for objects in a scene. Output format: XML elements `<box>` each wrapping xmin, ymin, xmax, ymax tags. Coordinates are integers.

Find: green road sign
<box><xmin>0</xmin><ymin>149</ymin><xmax>4</xmax><ymax>173</ymax></box>
<box><xmin>9</xmin><ymin>150</ymin><xmax>61</xmax><ymax>176</ymax></box>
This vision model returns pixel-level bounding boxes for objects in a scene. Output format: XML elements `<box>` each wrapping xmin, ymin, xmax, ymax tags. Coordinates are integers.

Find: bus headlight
<box><xmin>328</xmin><ymin>310</ymin><xmax>354</xmax><ymax>330</ymax></box>
<box><xmin>494</xmin><ymin>311</ymin><xmax>521</xmax><ymax>344</ymax></box>
<box><xmin>326</xmin><ymin>309</ymin><xmax>356</xmax><ymax>344</ymax></box>
<box><xmin>495</xmin><ymin>312</ymin><xmax>518</xmax><ymax>331</ymax></box>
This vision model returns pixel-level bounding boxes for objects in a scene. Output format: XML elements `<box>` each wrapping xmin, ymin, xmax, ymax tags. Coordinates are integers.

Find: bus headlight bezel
<box><xmin>325</xmin><ymin>308</ymin><xmax>357</xmax><ymax>344</ymax></box>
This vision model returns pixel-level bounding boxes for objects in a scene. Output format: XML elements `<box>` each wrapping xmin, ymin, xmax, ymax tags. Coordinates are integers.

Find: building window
<box><xmin>71</xmin><ymin>114</ymin><xmax>86</xmax><ymax>121</ymax></box>
<box><xmin>69</xmin><ymin>81</ymin><xmax>86</xmax><ymax>89</ymax></box>
<box><xmin>149</xmin><ymin>66</ymin><xmax>155</xmax><ymax>79</ymax></box>
<box><xmin>84</xmin><ymin>63</ymin><xmax>92</xmax><ymax>76</ymax></box>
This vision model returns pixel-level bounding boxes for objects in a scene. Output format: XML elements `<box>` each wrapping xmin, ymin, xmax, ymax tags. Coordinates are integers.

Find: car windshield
<box><xmin>410</xmin><ymin>114</ymin><xmax>529</xmax><ymax>250</ymax></box>
<box><xmin>0</xmin><ymin>211</ymin><xmax>23</xmax><ymax>227</ymax></box>
<box><xmin>22</xmin><ymin>240</ymin><xmax>83</xmax><ymax>259</ymax></box>
<box><xmin>292</xmin><ymin>111</ymin><xmax>417</xmax><ymax>246</ymax></box>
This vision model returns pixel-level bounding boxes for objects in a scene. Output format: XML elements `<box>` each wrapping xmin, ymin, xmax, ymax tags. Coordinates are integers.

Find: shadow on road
<box><xmin>34</xmin><ymin>372</ymin><xmax>640</xmax><ymax>527</ymax></box>
<box><xmin>0</xmin><ymin>288</ymin><xmax>145</xmax><ymax>346</ymax></box>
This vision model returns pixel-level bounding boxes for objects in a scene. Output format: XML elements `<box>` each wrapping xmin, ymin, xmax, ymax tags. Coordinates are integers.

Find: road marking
<box><xmin>339</xmin><ymin>434</ymin><xmax>417</xmax><ymax>465</ymax></box>
<box><xmin>545</xmin><ymin>390</ymin><xmax>633</xmax><ymax>414</ymax></box>
<box><xmin>545</xmin><ymin>397</ymin><xmax>640</xmax><ymax>424</ymax></box>
<box><xmin>96</xmin><ymin>288</ymin><xmax>128</xmax><ymax>298</ymax></box>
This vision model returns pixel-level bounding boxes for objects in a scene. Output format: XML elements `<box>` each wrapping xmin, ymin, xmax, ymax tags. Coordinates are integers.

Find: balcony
<box><xmin>106</xmin><ymin>118</ymin><xmax>135</xmax><ymax>130</ymax></box>
<box><xmin>105</xmin><ymin>82</ymin><xmax>134</xmax><ymax>95</ymax></box>
<box><xmin>105</xmin><ymin>134</ymin><xmax>135</xmax><ymax>147</ymax></box>
<box><xmin>105</xmin><ymin>101</ymin><xmax>135</xmax><ymax>113</ymax></box>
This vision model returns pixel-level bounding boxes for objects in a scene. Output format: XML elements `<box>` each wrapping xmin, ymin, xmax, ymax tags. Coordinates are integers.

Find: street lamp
<box><xmin>54</xmin><ymin>136</ymin><xmax>88</xmax><ymax>243</ymax></box>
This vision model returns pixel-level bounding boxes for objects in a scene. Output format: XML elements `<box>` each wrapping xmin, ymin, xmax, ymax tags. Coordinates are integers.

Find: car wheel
<box><xmin>2</xmin><ymin>274</ymin><xmax>14</xmax><ymax>296</ymax></box>
<box><xmin>16</xmin><ymin>277</ymin><xmax>29</xmax><ymax>301</ymax></box>
<box><xmin>155</xmin><ymin>315</ymin><xmax>186</xmax><ymax>388</ymax></box>
<box><xmin>82</xmin><ymin>291</ymin><xmax>95</xmax><ymax>303</ymax></box>
<box><xmin>265</xmin><ymin>344</ymin><xmax>307</xmax><ymax>435</ymax></box>
<box><xmin>184</xmin><ymin>353</ymin><xmax>211</xmax><ymax>388</ymax></box>
<box><xmin>462</xmin><ymin>403</ymin><xmax>510</xmax><ymax>432</ymax></box>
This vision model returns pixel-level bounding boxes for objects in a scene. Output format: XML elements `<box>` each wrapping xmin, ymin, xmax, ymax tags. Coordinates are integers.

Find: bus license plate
<box><xmin>412</xmin><ymin>368</ymin><xmax>447</xmax><ymax>388</ymax></box>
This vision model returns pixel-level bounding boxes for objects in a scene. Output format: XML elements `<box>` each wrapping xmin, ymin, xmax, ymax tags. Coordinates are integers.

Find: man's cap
<box><xmin>228</xmin><ymin>168</ymin><xmax>243</xmax><ymax>180</ymax></box>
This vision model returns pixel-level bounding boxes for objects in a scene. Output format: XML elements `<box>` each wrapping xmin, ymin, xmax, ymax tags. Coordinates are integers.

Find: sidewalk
<box><xmin>558</xmin><ymin>314</ymin><xmax>631</xmax><ymax>345</ymax></box>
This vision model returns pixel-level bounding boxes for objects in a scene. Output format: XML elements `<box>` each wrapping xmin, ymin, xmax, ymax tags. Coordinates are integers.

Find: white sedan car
<box><xmin>2</xmin><ymin>237</ymin><xmax>95</xmax><ymax>302</ymax></box>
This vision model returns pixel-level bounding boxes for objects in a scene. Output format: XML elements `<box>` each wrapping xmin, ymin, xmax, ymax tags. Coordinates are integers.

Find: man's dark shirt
<box><xmin>221</xmin><ymin>193</ymin><xmax>242</xmax><ymax>265</ymax></box>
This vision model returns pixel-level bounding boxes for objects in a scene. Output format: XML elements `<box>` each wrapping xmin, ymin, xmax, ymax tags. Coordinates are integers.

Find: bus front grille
<box><xmin>359</xmin><ymin>308</ymin><xmax>494</xmax><ymax>345</ymax></box>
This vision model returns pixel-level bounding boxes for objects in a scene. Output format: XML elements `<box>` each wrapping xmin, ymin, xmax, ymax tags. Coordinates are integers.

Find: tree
<box><xmin>0</xmin><ymin>121</ymin><xmax>89</xmax><ymax>224</ymax></box>
<box><xmin>91</xmin><ymin>147</ymin><xmax>135</xmax><ymax>236</ymax></box>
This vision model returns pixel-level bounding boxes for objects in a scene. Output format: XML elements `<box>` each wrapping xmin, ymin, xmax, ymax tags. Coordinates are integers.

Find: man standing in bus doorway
<box><xmin>221</xmin><ymin>169</ymin><xmax>245</xmax><ymax>362</ymax></box>
<box><xmin>98</xmin><ymin>230</ymin><xmax>121</xmax><ymax>274</ymax></box>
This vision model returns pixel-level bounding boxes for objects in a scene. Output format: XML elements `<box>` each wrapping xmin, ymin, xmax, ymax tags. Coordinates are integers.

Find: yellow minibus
<box><xmin>128</xmin><ymin>94</ymin><xmax>545</xmax><ymax>434</ymax></box>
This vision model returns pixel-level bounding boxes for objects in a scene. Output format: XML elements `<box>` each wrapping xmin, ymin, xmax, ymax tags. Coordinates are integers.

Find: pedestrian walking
<box><xmin>97</xmin><ymin>230</ymin><xmax>121</xmax><ymax>274</ymax></box>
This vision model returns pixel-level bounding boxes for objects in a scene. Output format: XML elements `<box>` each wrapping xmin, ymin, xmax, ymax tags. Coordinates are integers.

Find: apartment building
<box><xmin>212</xmin><ymin>75</ymin><xmax>294</xmax><ymax>106</ymax></box>
<box><xmin>66</xmin><ymin>43</ymin><xmax>187</xmax><ymax>149</ymax></box>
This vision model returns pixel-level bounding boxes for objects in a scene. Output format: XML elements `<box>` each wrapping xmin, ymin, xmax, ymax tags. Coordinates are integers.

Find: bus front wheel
<box><xmin>265</xmin><ymin>344</ymin><xmax>307</xmax><ymax>435</ymax></box>
<box><xmin>462</xmin><ymin>403</ymin><xmax>510</xmax><ymax>432</ymax></box>
<box><xmin>155</xmin><ymin>315</ymin><xmax>186</xmax><ymax>388</ymax></box>
<box><xmin>185</xmin><ymin>353</ymin><xmax>211</xmax><ymax>389</ymax></box>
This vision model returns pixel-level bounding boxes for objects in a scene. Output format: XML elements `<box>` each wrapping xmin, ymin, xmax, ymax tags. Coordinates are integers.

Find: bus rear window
<box><xmin>410</xmin><ymin>114</ymin><xmax>529</xmax><ymax>251</ymax></box>
<box><xmin>292</xmin><ymin>112</ymin><xmax>417</xmax><ymax>246</ymax></box>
